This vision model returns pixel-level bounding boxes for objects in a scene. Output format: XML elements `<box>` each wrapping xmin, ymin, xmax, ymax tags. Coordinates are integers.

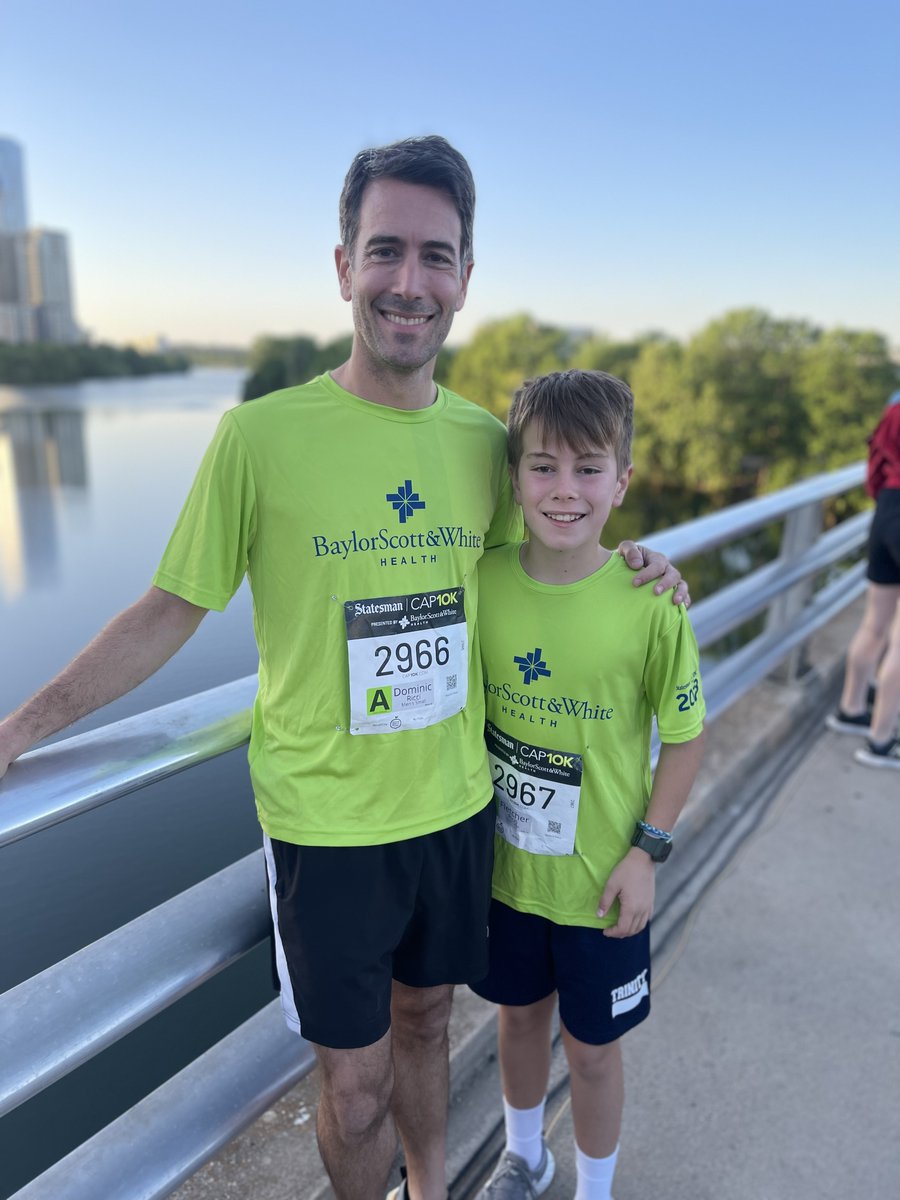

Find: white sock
<box><xmin>574</xmin><ymin>1143</ymin><xmax>619</xmax><ymax>1200</ymax></box>
<box><xmin>503</xmin><ymin>1096</ymin><xmax>546</xmax><ymax>1169</ymax></box>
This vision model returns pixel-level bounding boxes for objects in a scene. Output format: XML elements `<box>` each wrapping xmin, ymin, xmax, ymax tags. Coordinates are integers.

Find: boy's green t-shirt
<box><xmin>478</xmin><ymin>544</ymin><xmax>705</xmax><ymax>928</ymax></box>
<box><xmin>153</xmin><ymin>374</ymin><xmax>521</xmax><ymax>846</ymax></box>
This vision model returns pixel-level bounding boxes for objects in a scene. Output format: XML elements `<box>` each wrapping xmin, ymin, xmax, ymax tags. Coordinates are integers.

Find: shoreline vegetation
<box><xmin>243</xmin><ymin>306</ymin><xmax>898</xmax><ymax>504</ymax></box>
<box><xmin>240</xmin><ymin>307</ymin><xmax>899</xmax><ymax>644</ymax></box>
<box><xmin>0</xmin><ymin>342</ymin><xmax>193</xmax><ymax>386</ymax></box>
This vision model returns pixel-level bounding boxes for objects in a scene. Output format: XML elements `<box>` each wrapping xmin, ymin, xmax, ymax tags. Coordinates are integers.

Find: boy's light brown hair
<box><xmin>506</xmin><ymin>369</ymin><xmax>634</xmax><ymax>475</ymax></box>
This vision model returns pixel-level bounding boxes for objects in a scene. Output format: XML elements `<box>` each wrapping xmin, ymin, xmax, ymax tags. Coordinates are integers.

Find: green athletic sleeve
<box><xmin>152</xmin><ymin>410</ymin><xmax>257</xmax><ymax>611</ymax></box>
<box><xmin>644</xmin><ymin>607</ymin><xmax>705</xmax><ymax>744</ymax></box>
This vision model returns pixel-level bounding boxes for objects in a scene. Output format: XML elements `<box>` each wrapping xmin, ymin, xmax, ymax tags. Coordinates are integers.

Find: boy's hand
<box><xmin>598</xmin><ymin>847</ymin><xmax>656</xmax><ymax>938</ymax></box>
<box><xmin>617</xmin><ymin>541</ymin><xmax>690</xmax><ymax>607</ymax></box>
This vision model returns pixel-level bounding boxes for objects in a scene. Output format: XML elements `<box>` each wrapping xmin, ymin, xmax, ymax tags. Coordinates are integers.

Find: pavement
<box><xmin>172</xmin><ymin>603</ymin><xmax>900</xmax><ymax>1200</ymax></box>
<box><xmin>510</xmin><ymin>708</ymin><xmax>900</xmax><ymax>1200</ymax></box>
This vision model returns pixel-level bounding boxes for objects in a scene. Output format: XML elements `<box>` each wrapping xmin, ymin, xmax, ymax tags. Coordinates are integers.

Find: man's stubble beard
<box><xmin>351</xmin><ymin>293</ymin><xmax>455</xmax><ymax>377</ymax></box>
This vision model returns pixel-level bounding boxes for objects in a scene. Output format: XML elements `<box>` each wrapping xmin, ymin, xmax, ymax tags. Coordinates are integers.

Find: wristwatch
<box><xmin>631</xmin><ymin>821</ymin><xmax>673</xmax><ymax>863</ymax></box>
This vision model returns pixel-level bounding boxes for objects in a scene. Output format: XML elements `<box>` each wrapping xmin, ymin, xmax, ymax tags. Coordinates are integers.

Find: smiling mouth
<box><xmin>381</xmin><ymin>311</ymin><xmax>432</xmax><ymax>327</ymax></box>
<box><xmin>545</xmin><ymin>512</ymin><xmax>584</xmax><ymax>523</ymax></box>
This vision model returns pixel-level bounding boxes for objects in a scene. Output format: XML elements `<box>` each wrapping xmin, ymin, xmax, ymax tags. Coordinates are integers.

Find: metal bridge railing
<box><xmin>0</xmin><ymin>461</ymin><xmax>869</xmax><ymax>1199</ymax></box>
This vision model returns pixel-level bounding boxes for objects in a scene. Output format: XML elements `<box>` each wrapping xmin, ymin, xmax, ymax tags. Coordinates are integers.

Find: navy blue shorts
<box><xmin>868</xmin><ymin>489</ymin><xmax>900</xmax><ymax>585</ymax></box>
<box><xmin>264</xmin><ymin>800</ymin><xmax>495</xmax><ymax>1049</ymax></box>
<box><xmin>471</xmin><ymin>899</ymin><xmax>651</xmax><ymax>1045</ymax></box>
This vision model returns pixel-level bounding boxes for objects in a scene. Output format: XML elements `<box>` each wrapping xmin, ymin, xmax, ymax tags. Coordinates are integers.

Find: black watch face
<box><xmin>653</xmin><ymin>837</ymin><xmax>672</xmax><ymax>862</ymax></box>
<box><xmin>634</xmin><ymin>830</ymin><xmax>671</xmax><ymax>861</ymax></box>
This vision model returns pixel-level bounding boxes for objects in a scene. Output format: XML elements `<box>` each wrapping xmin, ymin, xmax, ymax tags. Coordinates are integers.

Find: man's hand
<box><xmin>617</xmin><ymin>541</ymin><xmax>690</xmax><ymax>607</ymax></box>
<box><xmin>598</xmin><ymin>847</ymin><xmax>656</xmax><ymax>938</ymax></box>
<box><xmin>0</xmin><ymin>723</ymin><xmax>26</xmax><ymax>782</ymax></box>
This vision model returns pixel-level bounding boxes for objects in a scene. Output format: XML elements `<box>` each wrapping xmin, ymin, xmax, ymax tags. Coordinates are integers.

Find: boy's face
<box><xmin>511</xmin><ymin>423</ymin><xmax>632</xmax><ymax>564</ymax></box>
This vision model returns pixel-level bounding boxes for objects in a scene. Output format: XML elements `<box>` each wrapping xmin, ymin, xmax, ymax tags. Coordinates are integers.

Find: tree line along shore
<box><xmin>0</xmin><ymin>341</ymin><xmax>192</xmax><ymax>385</ymax></box>
<box><xmin>242</xmin><ymin>307</ymin><xmax>897</xmax><ymax>506</ymax></box>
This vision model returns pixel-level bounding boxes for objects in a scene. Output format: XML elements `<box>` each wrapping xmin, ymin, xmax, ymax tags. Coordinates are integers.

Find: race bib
<box><xmin>486</xmin><ymin>721</ymin><xmax>582</xmax><ymax>855</ymax></box>
<box><xmin>344</xmin><ymin>587</ymin><xmax>467</xmax><ymax>734</ymax></box>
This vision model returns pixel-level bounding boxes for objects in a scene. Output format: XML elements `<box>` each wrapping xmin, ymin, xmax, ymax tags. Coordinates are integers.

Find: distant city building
<box><xmin>0</xmin><ymin>138</ymin><xmax>82</xmax><ymax>346</ymax></box>
<box><xmin>0</xmin><ymin>232</ymin><xmax>36</xmax><ymax>342</ymax></box>
<box><xmin>0</xmin><ymin>138</ymin><xmax>28</xmax><ymax>233</ymax></box>
<box><xmin>24</xmin><ymin>229</ymin><xmax>81</xmax><ymax>344</ymax></box>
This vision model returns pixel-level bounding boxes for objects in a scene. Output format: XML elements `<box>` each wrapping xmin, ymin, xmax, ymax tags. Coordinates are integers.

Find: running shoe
<box><xmin>386</xmin><ymin>1172</ymin><xmax>448</xmax><ymax>1200</ymax></box>
<box><xmin>476</xmin><ymin>1144</ymin><xmax>555</xmax><ymax>1199</ymax></box>
<box><xmin>854</xmin><ymin>738</ymin><xmax>900</xmax><ymax>770</ymax></box>
<box><xmin>824</xmin><ymin>709</ymin><xmax>870</xmax><ymax>736</ymax></box>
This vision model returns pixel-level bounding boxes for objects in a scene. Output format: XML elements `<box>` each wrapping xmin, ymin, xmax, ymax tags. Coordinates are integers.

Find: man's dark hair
<box><xmin>339</xmin><ymin>135</ymin><xmax>475</xmax><ymax>269</ymax></box>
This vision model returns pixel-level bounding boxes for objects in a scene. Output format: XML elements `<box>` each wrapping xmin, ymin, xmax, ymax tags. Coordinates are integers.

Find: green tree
<box><xmin>242</xmin><ymin>335</ymin><xmax>318</xmax><ymax>400</ymax></box>
<box><xmin>789</xmin><ymin>328</ymin><xmax>898</xmax><ymax>483</ymax></box>
<box><xmin>312</xmin><ymin>334</ymin><xmax>354</xmax><ymax>377</ymax></box>
<box><xmin>679</xmin><ymin>308</ymin><xmax>817</xmax><ymax>494</ymax></box>
<box><xmin>569</xmin><ymin>332</ymin><xmax>669</xmax><ymax>383</ymax></box>
<box><xmin>0</xmin><ymin>342</ymin><xmax>188</xmax><ymax>385</ymax></box>
<box><xmin>446</xmin><ymin>314</ymin><xmax>572</xmax><ymax>419</ymax></box>
<box><xmin>628</xmin><ymin>339</ymin><xmax>696</xmax><ymax>481</ymax></box>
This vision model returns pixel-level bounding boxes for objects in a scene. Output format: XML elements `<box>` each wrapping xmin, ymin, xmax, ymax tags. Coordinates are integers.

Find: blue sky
<box><xmin>3</xmin><ymin>0</ymin><xmax>898</xmax><ymax>350</ymax></box>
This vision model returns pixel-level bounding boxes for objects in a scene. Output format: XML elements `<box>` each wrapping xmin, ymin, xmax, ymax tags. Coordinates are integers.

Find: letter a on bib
<box><xmin>367</xmin><ymin>687</ymin><xmax>392</xmax><ymax>714</ymax></box>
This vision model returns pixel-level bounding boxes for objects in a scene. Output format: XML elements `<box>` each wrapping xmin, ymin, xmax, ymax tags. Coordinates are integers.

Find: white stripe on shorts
<box><xmin>263</xmin><ymin>834</ymin><xmax>303</xmax><ymax>1036</ymax></box>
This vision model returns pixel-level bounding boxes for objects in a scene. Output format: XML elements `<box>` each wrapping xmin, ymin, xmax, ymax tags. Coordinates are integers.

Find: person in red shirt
<box><xmin>826</xmin><ymin>390</ymin><xmax>900</xmax><ymax>768</ymax></box>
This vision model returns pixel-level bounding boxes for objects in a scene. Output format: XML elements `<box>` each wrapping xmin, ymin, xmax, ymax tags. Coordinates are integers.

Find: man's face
<box><xmin>335</xmin><ymin>178</ymin><xmax>472</xmax><ymax>375</ymax></box>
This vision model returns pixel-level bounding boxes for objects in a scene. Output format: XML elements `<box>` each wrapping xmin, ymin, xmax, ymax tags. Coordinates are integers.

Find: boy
<box><xmin>472</xmin><ymin>369</ymin><xmax>706</xmax><ymax>1200</ymax></box>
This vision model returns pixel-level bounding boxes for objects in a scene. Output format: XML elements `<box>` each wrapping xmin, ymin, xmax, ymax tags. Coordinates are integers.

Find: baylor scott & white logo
<box><xmin>514</xmin><ymin>648</ymin><xmax>551</xmax><ymax>685</ymax></box>
<box><xmin>310</xmin><ymin>479</ymin><xmax>483</xmax><ymax>565</ymax></box>
<box><xmin>484</xmin><ymin>648</ymin><xmax>614</xmax><ymax>725</ymax></box>
<box><xmin>386</xmin><ymin>480</ymin><xmax>426</xmax><ymax>524</ymax></box>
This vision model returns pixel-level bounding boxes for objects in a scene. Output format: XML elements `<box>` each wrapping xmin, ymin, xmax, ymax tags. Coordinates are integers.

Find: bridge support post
<box><xmin>765</xmin><ymin>500</ymin><xmax>824</xmax><ymax>682</ymax></box>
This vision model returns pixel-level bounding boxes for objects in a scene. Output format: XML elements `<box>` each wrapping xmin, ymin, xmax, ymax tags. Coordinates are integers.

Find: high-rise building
<box><xmin>25</xmin><ymin>229</ymin><xmax>80</xmax><ymax>344</ymax></box>
<box><xmin>0</xmin><ymin>138</ymin><xmax>81</xmax><ymax>345</ymax></box>
<box><xmin>0</xmin><ymin>138</ymin><xmax>28</xmax><ymax>233</ymax></box>
<box><xmin>0</xmin><ymin>232</ymin><xmax>35</xmax><ymax>343</ymax></box>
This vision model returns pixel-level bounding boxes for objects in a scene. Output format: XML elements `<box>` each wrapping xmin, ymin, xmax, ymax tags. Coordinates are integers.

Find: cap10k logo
<box><xmin>514</xmin><ymin>648</ymin><xmax>551</xmax><ymax>685</ymax></box>
<box><xmin>386</xmin><ymin>480</ymin><xmax>426</xmax><ymax>524</ymax></box>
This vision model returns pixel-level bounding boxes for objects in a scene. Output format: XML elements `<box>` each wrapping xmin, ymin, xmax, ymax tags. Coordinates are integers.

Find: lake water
<box><xmin>0</xmin><ymin>369</ymin><xmax>271</xmax><ymax>1195</ymax></box>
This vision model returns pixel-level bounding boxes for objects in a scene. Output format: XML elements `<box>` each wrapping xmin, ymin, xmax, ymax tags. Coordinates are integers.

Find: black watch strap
<box><xmin>631</xmin><ymin>823</ymin><xmax>673</xmax><ymax>862</ymax></box>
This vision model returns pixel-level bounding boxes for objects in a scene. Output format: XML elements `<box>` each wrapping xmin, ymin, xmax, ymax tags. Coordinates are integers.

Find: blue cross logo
<box><xmin>386</xmin><ymin>480</ymin><xmax>426</xmax><ymax>524</ymax></box>
<box><xmin>514</xmin><ymin>648</ymin><xmax>551</xmax><ymax>685</ymax></box>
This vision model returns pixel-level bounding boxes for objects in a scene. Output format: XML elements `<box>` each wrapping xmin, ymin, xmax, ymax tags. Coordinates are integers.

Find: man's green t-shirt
<box><xmin>478</xmin><ymin>545</ymin><xmax>705</xmax><ymax>928</ymax></box>
<box><xmin>153</xmin><ymin>374</ymin><xmax>521</xmax><ymax>846</ymax></box>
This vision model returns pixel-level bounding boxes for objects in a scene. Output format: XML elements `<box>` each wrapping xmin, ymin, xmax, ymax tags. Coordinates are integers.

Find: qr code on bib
<box><xmin>446</xmin><ymin>674</ymin><xmax>458</xmax><ymax>692</ymax></box>
<box><xmin>548</xmin><ymin>820</ymin><xmax>562</xmax><ymax>834</ymax></box>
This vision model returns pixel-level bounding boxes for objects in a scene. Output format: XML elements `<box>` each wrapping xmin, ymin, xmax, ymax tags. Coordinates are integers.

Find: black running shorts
<box><xmin>264</xmin><ymin>800</ymin><xmax>495</xmax><ymax>1049</ymax></box>
<box><xmin>471</xmin><ymin>899</ymin><xmax>651</xmax><ymax>1046</ymax></box>
<box><xmin>867</xmin><ymin>488</ymin><xmax>900</xmax><ymax>585</ymax></box>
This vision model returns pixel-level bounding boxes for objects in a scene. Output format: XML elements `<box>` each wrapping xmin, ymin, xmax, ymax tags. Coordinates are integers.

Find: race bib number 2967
<box><xmin>344</xmin><ymin>587</ymin><xmax>467</xmax><ymax>735</ymax></box>
<box><xmin>486</xmin><ymin>721</ymin><xmax>582</xmax><ymax>855</ymax></box>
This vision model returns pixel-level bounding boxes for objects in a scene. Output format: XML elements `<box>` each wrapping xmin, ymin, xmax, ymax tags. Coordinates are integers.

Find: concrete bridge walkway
<box><xmin>513</xmin><ymin>713</ymin><xmax>899</xmax><ymax>1200</ymax></box>
<box><xmin>173</xmin><ymin>609</ymin><xmax>899</xmax><ymax>1200</ymax></box>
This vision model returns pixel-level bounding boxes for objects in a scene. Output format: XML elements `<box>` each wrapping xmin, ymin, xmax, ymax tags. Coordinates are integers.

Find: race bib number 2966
<box><xmin>344</xmin><ymin>587</ymin><xmax>467</xmax><ymax>735</ymax></box>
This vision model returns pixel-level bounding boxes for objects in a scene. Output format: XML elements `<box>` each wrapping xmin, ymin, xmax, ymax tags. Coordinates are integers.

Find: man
<box><xmin>0</xmin><ymin>136</ymin><xmax>686</xmax><ymax>1200</ymax></box>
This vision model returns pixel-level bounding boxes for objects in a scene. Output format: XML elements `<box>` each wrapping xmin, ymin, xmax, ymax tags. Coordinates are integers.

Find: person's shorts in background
<box><xmin>471</xmin><ymin>898</ymin><xmax>651</xmax><ymax>1045</ymax></box>
<box><xmin>265</xmin><ymin>799</ymin><xmax>494</xmax><ymax>1049</ymax></box>
<box><xmin>868</xmin><ymin>488</ymin><xmax>900</xmax><ymax>585</ymax></box>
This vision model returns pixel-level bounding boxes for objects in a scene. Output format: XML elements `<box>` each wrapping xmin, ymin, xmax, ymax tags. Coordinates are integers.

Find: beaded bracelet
<box><xmin>638</xmin><ymin>820</ymin><xmax>673</xmax><ymax>842</ymax></box>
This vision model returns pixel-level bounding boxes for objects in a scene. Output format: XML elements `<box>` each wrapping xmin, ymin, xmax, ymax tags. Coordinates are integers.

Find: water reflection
<box><xmin>0</xmin><ymin>370</ymin><xmax>262</xmax><ymax>1197</ymax></box>
<box><xmin>0</xmin><ymin>408</ymin><xmax>88</xmax><ymax>598</ymax></box>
